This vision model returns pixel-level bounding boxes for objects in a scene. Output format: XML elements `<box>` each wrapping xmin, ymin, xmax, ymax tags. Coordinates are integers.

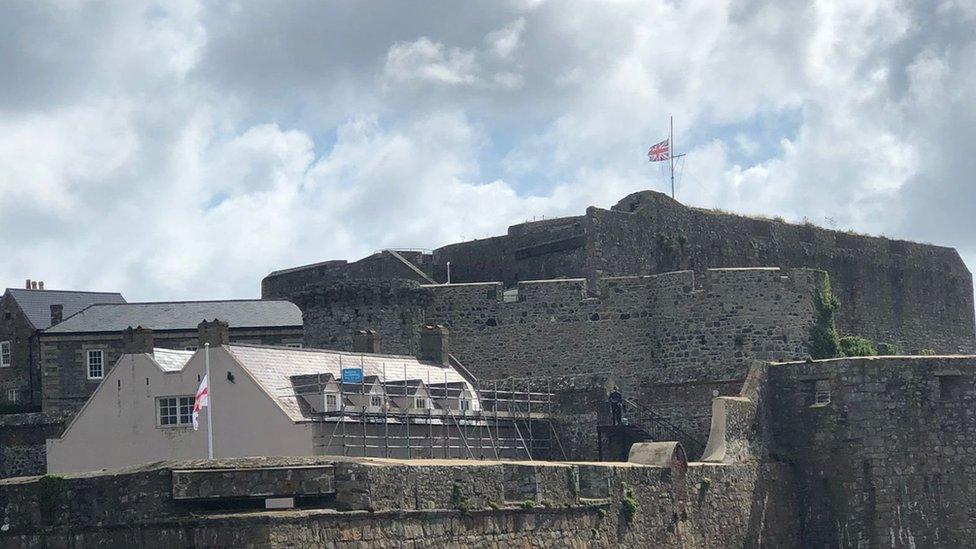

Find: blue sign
<box><xmin>341</xmin><ymin>368</ymin><xmax>364</xmax><ymax>384</ymax></box>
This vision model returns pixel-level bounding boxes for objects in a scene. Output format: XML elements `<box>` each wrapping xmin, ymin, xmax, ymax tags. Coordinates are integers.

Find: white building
<box><xmin>47</xmin><ymin>327</ymin><xmax>530</xmax><ymax>474</ymax></box>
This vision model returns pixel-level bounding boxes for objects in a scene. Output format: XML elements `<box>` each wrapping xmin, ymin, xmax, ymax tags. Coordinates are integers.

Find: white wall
<box><xmin>47</xmin><ymin>348</ymin><xmax>315</xmax><ymax>474</ymax></box>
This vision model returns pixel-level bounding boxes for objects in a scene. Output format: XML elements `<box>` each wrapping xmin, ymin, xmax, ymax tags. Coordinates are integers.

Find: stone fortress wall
<box><xmin>0</xmin><ymin>455</ymin><xmax>798</xmax><ymax>548</ymax></box>
<box><xmin>267</xmin><ymin>190</ymin><xmax>976</xmax><ymax>355</ymax></box>
<box><xmin>768</xmin><ymin>355</ymin><xmax>976</xmax><ymax>548</ymax></box>
<box><xmin>294</xmin><ymin>267</ymin><xmax>824</xmax><ymax>441</ymax></box>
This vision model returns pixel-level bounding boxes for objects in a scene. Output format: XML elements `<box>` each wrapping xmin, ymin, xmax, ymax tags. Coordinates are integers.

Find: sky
<box><xmin>0</xmin><ymin>0</ymin><xmax>974</xmax><ymax>301</ymax></box>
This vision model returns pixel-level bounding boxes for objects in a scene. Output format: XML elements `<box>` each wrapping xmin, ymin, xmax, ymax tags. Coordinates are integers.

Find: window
<box><xmin>157</xmin><ymin>396</ymin><xmax>194</xmax><ymax>427</ymax></box>
<box><xmin>285</xmin><ymin>343</ymin><xmax>303</xmax><ymax>349</ymax></box>
<box><xmin>812</xmin><ymin>379</ymin><xmax>831</xmax><ymax>406</ymax></box>
<box><xmin>6</xmin><ymin>389</ymin><xmax>17</xmax><ymax>402</ymax></box>
<box><xmin>414</xmin><ymin>397</ymin><xmax>428</xmax><ymax>409</ymax></box>
<box><xmin>325</xmin><ymin>393</ymin><xmax>338</xmax><ymax>411</ymax></box>
<box><xmin>370</xmin><ymin>395</ymin><xmax>383</xmax><ymax>407</ymax></box>
<box><xmin>184</xmin><ymin>346</ymin><xmax>198</xmax><ymax>352</ymax></box>
<box><xmin>87</xmin><ymin>350</ymin><xmax>105</xmax><ymax>379</ymax></box>
<box><xmin>459</xmin><ymin>399</ymin><xmax>470</xmax><ymax>412</ymax></box>
<box><xmin>0</xmin><ymin>341</ymin><xmax>10</xmax><ymax>368</ymax></box>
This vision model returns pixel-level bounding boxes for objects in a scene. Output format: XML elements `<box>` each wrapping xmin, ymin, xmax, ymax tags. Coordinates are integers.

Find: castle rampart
<box><xmin>295</xmin><ymin>267</ymin><xmax>824</xmax><ymax>440</ymax></box>
<box><xmin>267</xmin><ymin>190</ymin><xmax>975</xmax><ymax>354</ymax></box>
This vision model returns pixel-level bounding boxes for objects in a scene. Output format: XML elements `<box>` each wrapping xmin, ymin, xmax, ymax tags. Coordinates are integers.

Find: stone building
<box><xmin>278</xmin><ymin>267</ymin><xmax>825</xmax><ymax>441</ymax></box>
<box><xmin>0</xmin><ymin>282</ymin><xmax>125</xmax><ymax>409</ymax></box>
<box><xmin>40</xmin><ymin>299</ymin><xmax>303</xmax><ymax>415</ymax></box>
<box><xmin>264</xmin><ymin>190</ymin><xmax>976</xmax><ymax>355</ymax></box>
<box><xmin>46</xmin><ymin>323</ymin><xmax>525</xmax><ymax>474</ymax></box>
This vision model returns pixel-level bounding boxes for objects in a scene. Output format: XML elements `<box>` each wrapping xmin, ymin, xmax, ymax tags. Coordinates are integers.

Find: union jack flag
<box><xmin>647</xmin><ymin>139</ymin><xmax>670</xmax><ymax>162</ymax></box>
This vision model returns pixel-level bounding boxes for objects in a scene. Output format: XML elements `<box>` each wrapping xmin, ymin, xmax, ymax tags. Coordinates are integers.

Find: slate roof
<box><xmin>226</xmin><ymin>345</ymin><xmax>478</xmax><ymax>421</ymax></box>
<box><xmin>5</xmin><ymin>289</ymin><xmax>127</xmax><ymax>330</ymax></box>
<box><xmin>45</xmin><ymin>300</ymin><xmax>302</xmax><ymax>334</ymax></box>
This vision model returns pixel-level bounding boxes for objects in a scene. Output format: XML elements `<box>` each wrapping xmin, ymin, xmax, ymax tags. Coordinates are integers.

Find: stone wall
<box><xmin>41</xmin><ymin>327</ymin><xmax>304</xmax><ymax>416</ymax></box>
<box><xmin>268</xmin><ymin>190</ymin><xmax>976</xmax><ymax>355</ymax></box>
<box><xmin>296</xmin><ymin>268</ymin><xmax>822</xmax><ymax>441</ymax></box>
<box><xmin>0</xmin><ymin>413</ymin><xmax>65</xmax><ymax>479</ymax></box>
<box><xmin>0</xmin><ymin>293</ymin><xmax>40</xmax><ymax>409</ymax></box>
<box><xmin>585</xmin><ymin>191</ymin><xmax>975</xmax><ymax>354</ymax></box>
<box><xmin>263</xmin><ymin>250</ymin><xmax>435</xmax><ymax>300</ymax></box>
<box><xmin>768</xmin><ymin>355</ymin><xmax>976</xmax><ymax>548</ymax></box>
<box><xmin>0</xmin><ymin>456</ymin><xmax>799</xmax><ymax>548</ymax></box>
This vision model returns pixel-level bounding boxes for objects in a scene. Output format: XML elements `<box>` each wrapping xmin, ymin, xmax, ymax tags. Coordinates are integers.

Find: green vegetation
<box><xmin>520</xmin><ymin>499</ymin><xmax>536</xmax><ymax>509</ymax></box>
<box><xmin>839</xmin><ymin>336</ymin><xmax>877</xmax><ymax>357</ymax></box>
<box><xmin>37</xmin><ymin>474</ymin><xmax>66</xmax><ymax>521</ymax></box>
<box><xmin>808</xmin><ymin>275</ymin><xmax>841</xmax><ymax>359</ymax></box>
<box><xmin>876</xmin><ymin>342</ymin><xmax>902</xmax><ymax>355</ymax></box>
<box><xmin>700</xmin><ymin>477</ymin><xmax>712</xmax><ymax>489</ymax></box>
<box><xmin>921</xmin><ymin>348</ymin><xmax>937</xmax><ymax>356</ymax></box>
<box><xmin>621</xmin><ymin>488</ymin><xmax>639</xmax><ymax>524</ymax></box>
<box><xmin>450</xmin><ymin>482</ymin><xmax>469</xmax><ymax>513</ymax></box>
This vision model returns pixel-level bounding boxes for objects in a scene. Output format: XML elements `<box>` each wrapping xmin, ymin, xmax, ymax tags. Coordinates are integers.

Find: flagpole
<box><xmin>205</xmin><ymin>342</ymin><xmax>214</xmax><ymax>460</ymax></box>
<box><xmin>669</xmin><ymin>116</ymin><xmax>675</xmax><ymax>199</ymax></box>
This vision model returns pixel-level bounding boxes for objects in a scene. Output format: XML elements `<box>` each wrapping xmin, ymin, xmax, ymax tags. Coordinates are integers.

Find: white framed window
<box><xmin>6</xmin><ymin>388</ymin><xmax>17</xmax><ymax>402</ymax></box>
<box><xmin>86</xmin><ymin>350</ymin><xmax>105</xmax><ymax>379</ymax></box>
<box><xmin>459</xmin><ymin>399</ymin><xmax>470</xmax><ymax>412</ymax></box>
<box><xmin>414</xmin><ymin>397</ymin><xmax>428</xmax><ymax>409</ymax></box>
<box><xmin>157</xmin><ymin>396</ymin><xmax>194</xmax><ymax>427</ymax></box>
<box><xmin>370</xmin><ymin>395</ymin><xmax>383</xmax><ymax>407</ymax></box>
<box><xmin>285</xmin><ymin>343</ymin><xmax>303</xmax><ymax>349</ymax></box>
<box><xmin>0</xmin><ymin>341</ymin><xmax>10</xmax><ymax>368</ymax></box>
<box><xmin>325</xmin><ymin>393</ymin><xmax>338</xmax><ymax>411</ymax></box>
<box><xmin>184</xmin><ymin>346</ymin><xmax>198</xmax><ymax>352</ymax></box>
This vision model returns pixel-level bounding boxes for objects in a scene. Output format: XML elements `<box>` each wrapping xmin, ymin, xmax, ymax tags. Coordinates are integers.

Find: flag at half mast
<box><xmin>647</xmin><ymin>138</ymin><xmax>670</xmax><ymax>162</ymax></box>
<box><xmin>192</xmin><ymin>374</ymin><xmax>209</xmax><ymax>431</ymax></box>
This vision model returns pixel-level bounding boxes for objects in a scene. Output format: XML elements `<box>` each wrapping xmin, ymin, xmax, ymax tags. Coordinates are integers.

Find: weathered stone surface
<box><xmin>0</xmin><ymin>456</ymin><xmax>799</xmax><ymax>548</ymax></box>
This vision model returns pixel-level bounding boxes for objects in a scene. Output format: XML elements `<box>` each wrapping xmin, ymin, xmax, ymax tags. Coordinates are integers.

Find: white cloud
<box><xmin>383</xmin><ymin>37</ymin><xmax>479</xmax><ymax>86</ymax></box>
<box><xmin>0</xmin><ymin>0</ymin><xmax>973</xmax><ymax>304</ymax></box>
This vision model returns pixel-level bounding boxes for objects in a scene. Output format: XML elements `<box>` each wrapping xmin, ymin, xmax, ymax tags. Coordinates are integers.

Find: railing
<box><xmin>622</xmin><ymin>397</ymin><xmax>706</xmax><ymax>460</ymax></box>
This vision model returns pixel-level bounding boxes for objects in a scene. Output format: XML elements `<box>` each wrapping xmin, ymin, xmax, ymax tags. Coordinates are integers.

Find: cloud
<box><xmin>0</xmin><ymin>0</ymin><xmax>973</xmax><ymax>304</ymax></box>
<box><xmin>383</xmin><ymin>37</ymin><xmax>480</xmax><ymax>86</ymax></box>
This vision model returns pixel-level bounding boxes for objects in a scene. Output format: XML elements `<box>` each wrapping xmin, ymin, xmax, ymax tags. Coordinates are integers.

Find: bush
<box><xmin>876</xmin><ymin>342</ymin><xmax>902</xmax><ymax>355</ymax></box>
<box><xmin>808</xmin><ymin>275</ymin><xmax>841</xmax><ymax>359</ymax></box>
<box><xmin>921</xmin><ymin>348</ymin><xmax>937</xmax><ymax>356</ymax></box>
<box><xmin>621</xmin><ymin>488</ymin><xmax>638</xmax><ymax>524</ymax></box>
<box><xmin>451</xmin><ymin>482</ymin><xmax>468</xmax><ymax>513</ymax></box>
<box><xmin>839</xmin><ymin>336</ymin><xmax>876</xmax><ymax>357</ymax></box>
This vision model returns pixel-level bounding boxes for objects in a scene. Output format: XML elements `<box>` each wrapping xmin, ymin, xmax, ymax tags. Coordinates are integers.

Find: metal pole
<box><xmin>447</xmin><ymin>261</ymin><xmax>451</xmax><ymax>284</ymax></box>
<box><xmin>205</xmin><ymin>343</ymin><xmax>214</xmax><ymax>460</ymax></box>
<box><xmin>670</xmin><ymin>115</ymin><xmax>675</xmax><ymax>199</ymax></box>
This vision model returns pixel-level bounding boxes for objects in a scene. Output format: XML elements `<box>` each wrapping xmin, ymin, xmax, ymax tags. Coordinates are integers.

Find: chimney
<box><xmin>352</xmin><ymin>329</ymin><xmax>380</xmax><ymax>354</ymax></box>
<box><xmin>25</xmin><ymin>279</ymin><xmax>31</xmax><ymax>289</ymax></box>
<box><xmin>419</xmin><ymin>325</ymin><xmax>450</xmax><ymax>365</ymax></box>
<box><xmin>50</xmin><ymin>304</ymin><xmax>63</xmax><ymax>326</ymax></box>
<box><xmin>198</xmin><ymin>319</ymin><xmax>230</xmax><ymax>347</ymax></box>
<box><xmin>38</xmin><ymin>281</ymin><xmax>44</xmax><ymax>290</ymax></box>
<box><xmin>123</xmin><ymin>326</ymin><xmax>154</xmax><ymax>354</ymax></box>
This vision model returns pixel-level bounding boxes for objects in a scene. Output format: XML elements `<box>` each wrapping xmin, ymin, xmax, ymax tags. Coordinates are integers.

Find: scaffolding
<box><xmin>281</xmin><ymin>368</ymin><xmax>566</xmax><ymax>461</ymax></box>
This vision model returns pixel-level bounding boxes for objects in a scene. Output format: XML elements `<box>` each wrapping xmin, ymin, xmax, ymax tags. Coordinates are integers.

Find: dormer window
<box><xmin>459</xmin><ymin>399</ymin><xmax>470</xmax><ymax>411</ymax></box>
<box><xmin>370</xmin><ymin>395</ymin><xmax>383</xmax><ymax>407</ymax></box>
<box><xmin>325</xmin><ymin>393</ymin><xmax>338</xmax><ymax>411</ymax></box>
<box><xmin>414</xmin><ymin>397</ymin><xmax>428</xmax><ymax>409</ymax></box>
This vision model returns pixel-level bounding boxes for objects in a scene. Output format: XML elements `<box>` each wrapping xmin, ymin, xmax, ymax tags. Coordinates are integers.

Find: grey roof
<box><xmin>45</xmin><ymin>300</ymin><xmax>302</xmax><ymax>334</ymax></box>
<box><xmin>5</xmin><ymin>289</ymin><xmax>126</xmax><ymax>330</ymax></box>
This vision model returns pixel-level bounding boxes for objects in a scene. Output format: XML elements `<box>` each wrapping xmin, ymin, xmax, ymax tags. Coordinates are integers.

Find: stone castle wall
<box><xmin>0</xmin><ymin>413</ymin><xmax>65</xmax><ymax>479</ymax></box>
<box><xmin>296</xmin><ymin>268</ymin><xmax>823</xmax><ymax>440</ymax></box>
<box><xmin>267</xmin><ymin>190</ymin><xmax>975</xmax><ymax>355</ymax></box>
<box><xmin>0</xmin><ymin>456</ymin><xmax>799</xmax><ymax>548</ymax></box>
<box><xmin>769</xmin><ymin>356</ymin><xmax>976</xmax><ymax>548</ymax></box>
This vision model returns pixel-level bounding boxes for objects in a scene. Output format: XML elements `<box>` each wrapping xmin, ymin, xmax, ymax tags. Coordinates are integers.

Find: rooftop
<box><xmin>5</xmin><ymin>288</ymin><xmax>126</xmax><ymax>330</ymax></box>
<box><xmin>45</xmin><ymin>299</ymin><xmax>302</xmax><ymax>334</ymax></box>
